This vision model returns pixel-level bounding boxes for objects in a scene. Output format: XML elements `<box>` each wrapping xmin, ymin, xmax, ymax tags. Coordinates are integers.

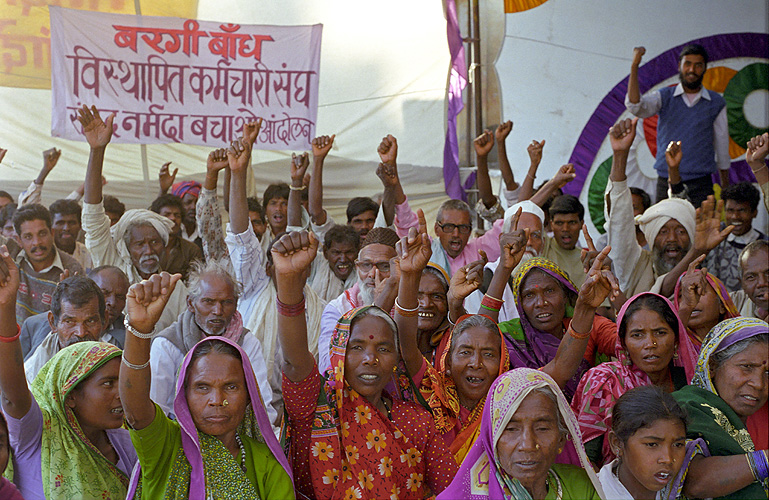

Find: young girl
<box><xmin>600</xmin><ymin>386</ymin><xmax>690</xmax><ymax>499</ymax></box>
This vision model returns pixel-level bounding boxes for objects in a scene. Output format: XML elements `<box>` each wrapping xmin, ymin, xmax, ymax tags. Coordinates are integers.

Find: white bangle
<box><xmin>124</xmin><ymin>316</ymin><xmax>156</xmax><ymax>340</ymax></box>
<box><xmin>121</xmin><ymin>354</ymin><xmax>150</xmax><ymax>370</ymax></box>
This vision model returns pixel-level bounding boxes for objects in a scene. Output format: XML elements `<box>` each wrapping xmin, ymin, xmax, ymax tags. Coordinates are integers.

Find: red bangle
<box><xmin>567</xmin><ymin>323</ymin><xmax>590</xmax><ymax>340</ymax></box>
<box><xmin>277</xmin><ymin>296</ymin><xmax>306</xmax><ymax>317</ymax></box>
<box><xmin>480</xmin><ymin>293</ymin><xmax>504</xmax><ymax>312</ymax></box>
<box><xmin>0</xmin><ymin>324</ymin><xmax>21</xmax><ymax>343</ymax></box>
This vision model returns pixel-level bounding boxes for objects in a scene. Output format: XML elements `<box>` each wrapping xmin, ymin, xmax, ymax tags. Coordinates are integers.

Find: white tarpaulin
<box><xmin>0</xmin><ymin>0</ymin><xmax>449</xmax><ymax>217</ymax></box>
<box><xmin>50</xmin><ymin>7</ymin><xmax>322</xmax><ymax>150</ymax></box>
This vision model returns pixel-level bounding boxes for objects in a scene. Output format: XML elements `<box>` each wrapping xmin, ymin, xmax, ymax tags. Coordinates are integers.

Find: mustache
<box><xmin>30</xmin><ymin>245</ymin><xmax>48</xmax><ymax>253</ymax></box>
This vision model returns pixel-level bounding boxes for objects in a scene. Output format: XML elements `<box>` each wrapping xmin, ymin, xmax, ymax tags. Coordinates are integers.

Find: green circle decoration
<box><xmin>724</xmin><ymin>62</ymin><xmax>769</xmax><ymax>146</ymax></box>
<box><xmin>587</xmin><ymin>156</ymin><xmax>612</xmax><ymax>234</ymax></box>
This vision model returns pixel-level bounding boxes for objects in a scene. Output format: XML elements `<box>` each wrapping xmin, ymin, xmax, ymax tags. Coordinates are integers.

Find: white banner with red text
<box><xmin>50</xmin><ymin>6</ymin><xmax>322</xmax><ymax>150</ymax></box>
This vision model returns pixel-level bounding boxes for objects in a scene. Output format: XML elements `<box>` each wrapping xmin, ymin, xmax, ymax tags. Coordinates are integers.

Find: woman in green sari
<box><xmin>119</xmin><ymin>272</ymin><xmax>293</xmax><ymax>500</ymax></box>
<box><xmin>0</xmin><ymin>246</ymin><xmax>137</xmax><ymax>500</ymax></box>
<box><xmin>673</xmin><ymin>317</ymin><xmax>768</xmax><ymax>499</ymax></box>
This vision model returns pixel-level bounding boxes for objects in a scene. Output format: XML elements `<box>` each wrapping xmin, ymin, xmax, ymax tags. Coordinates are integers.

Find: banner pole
<box><xmin>133</xmin><ymin>0</ymin><xmax>152</xmax><ymax>207</ymax></box>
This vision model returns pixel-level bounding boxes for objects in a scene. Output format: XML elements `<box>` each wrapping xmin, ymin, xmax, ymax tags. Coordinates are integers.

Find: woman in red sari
<box><xmin>273</xmin><ymin>230</ymin><xmax>457</xmax><ymax>500</ymax></box>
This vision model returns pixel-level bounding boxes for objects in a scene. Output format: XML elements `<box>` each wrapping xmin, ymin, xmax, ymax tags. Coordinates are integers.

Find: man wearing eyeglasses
<box><xmin>317</xmin><ymin>227</ymin><xmax>400</xmax><ymax>373</ymax></box>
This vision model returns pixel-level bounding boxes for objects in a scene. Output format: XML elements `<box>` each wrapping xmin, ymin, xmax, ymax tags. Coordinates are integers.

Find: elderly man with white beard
<box><xmin>317</xmin><ymin>226</ymin><xmax>400</xmax><ymax>373</ymax></box>
<box><xmin>148</xmin><ymin>258</ymin><xmax>278</xmax><ymax>428</ymax></box>
<box><xmin>77</xmin><ymin>105</ymin><xmax>188</xmax><ymax>332</ymax></box>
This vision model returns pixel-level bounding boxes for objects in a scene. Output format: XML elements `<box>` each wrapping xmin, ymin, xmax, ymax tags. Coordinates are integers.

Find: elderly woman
<box><xmin>491</xmin><ymin>255</ymin><xmax>618</xmax><ymax>400</ymax></box>
<box><xmin>417</xmin><ymin>263</ymin><xmax>453</xmax><ymax>365</ymax></box>
<box><xmin>0</xmin><ymin>247</ymin><xmax>136</xmax><ymax>500</ymax></box>
<box><xmin>673</xmin><ymin>317</ymin><xmax>768</xmax><ymax>499</ymax></box>
<box><xmin>572</xmin><ymin>292</ymin><xmax>689</xmax><ymax>466</ymax></box>
<box><xmin>119</xmin><ymin>272</ymin><xmax>292</xmax><ymax>500</ymax></box>
<box><xmin>673</xmin><ymin>263</ymin><xmax>739</xmax><ymax>379</ymax></box>
<box><xmin>396</xmin><ymin>209</ymin><xmax>619</xmax><ymax>465</ymax></box>
<box><xmin>438</xmin><ymin>368</ymin><xmax>604</xmax><ymax>499</ymax></box>
<box><xmin>273</xmin><ymin>230</ymin><xmax>457</xmax><ymax>499</ymax></box>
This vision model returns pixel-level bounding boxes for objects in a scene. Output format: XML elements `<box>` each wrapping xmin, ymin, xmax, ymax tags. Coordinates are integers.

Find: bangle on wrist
<box><xmin>124</xmin><ymin>317</ymin><xmax>156</xmax><ymax>340</ymax></box>
<box><xmin>751</xmin><ymin>450</ymin><xmax>769</xmax><ymax>481</ymax></box>
<box><xmin>395</xmin><ymin>298</ymin><xmax>419</xmax><ymax>317</ymax></box>
<box><xmin>289</xmin><ymin>184</ymin><xmax>307</xmax><ymax>191</ymax></box>
<box><xmin>277</xmin><ymin>295</ymin><xmax>306</xmax><ymax>316</ymax></box>
<box><xmin>567</xmin><ymin>322</ymin><xmax>590</xmax><ymax>340</ymax></box>
<box><xmin>480</xmin><ymin>293</ymin><xmax>504</xmax><ymax>312</ymax></box>
<box><xmin>0</xmin><ymin>324</ymin><xmax>21</xmax><ymax>343</ymax></box>
<box><xmin>121</xmin><ymin>354</ymin><xmax>150</xmax><ymax>370</ymax></box>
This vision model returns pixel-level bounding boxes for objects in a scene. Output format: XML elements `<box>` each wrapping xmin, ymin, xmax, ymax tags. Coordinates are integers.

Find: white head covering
<box><xmin>635</xmin><ymin>198</ymin><xmax>696</xmax><ymax>248</ymax></box>
<box><xmin>109</xmin><ymin>209</ymin><xmax>174</xmax><ymax>269</ymax></box>
<box><xmin>503</xmin><ymin>200</ymin><xmax>545</xmax><ymax>233</ymax></box>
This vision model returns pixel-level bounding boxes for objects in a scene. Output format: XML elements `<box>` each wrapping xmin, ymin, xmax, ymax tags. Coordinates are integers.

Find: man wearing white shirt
<box><xmin>626</xmin><ymin>44</ymin><xmax>729</xmax><ymax>207</ymax></box>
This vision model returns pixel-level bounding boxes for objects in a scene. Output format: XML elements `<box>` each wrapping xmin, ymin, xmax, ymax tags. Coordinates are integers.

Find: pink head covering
<box><xmin>170</xmin><ymin>181</ymin><xmax>201</xmax><ymax>199</ymax></box>
<box><xmin>126</xmin><ymin>336</ymin><xmax>291</xmax><ymax>500</ymax></box>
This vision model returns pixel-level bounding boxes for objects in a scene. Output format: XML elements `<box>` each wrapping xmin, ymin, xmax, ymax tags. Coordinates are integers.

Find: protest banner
<box><xmin>50</xmin><ymin>6</ymin><xmax>322</xmax><ymax>149</ymax></box>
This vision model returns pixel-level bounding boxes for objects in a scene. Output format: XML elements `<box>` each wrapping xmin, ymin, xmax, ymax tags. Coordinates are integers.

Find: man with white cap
<box><xmin>605</xmin><ymin>118</ymin><xmax>732</xmax><ymax>298</ymax></box>
<box><xmin>77</xmin><ymin>104</ymin><xmax>188</xmax><ymax>332</ymax></box>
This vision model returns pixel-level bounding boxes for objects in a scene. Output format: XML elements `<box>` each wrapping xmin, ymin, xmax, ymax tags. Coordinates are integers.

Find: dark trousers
<box><xmin>656</xmin><ymin>174</ymin><xmax>714</xmax><ymax>208</ymax></box>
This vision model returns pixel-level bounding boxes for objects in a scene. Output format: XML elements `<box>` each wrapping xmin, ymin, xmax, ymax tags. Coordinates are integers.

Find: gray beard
<box><xmin>357</xmin><ymin>277</ymin><xmax>375</xmax><ymax>305</ymax></box>
<box><xmin>652</xmin><ymin>246</ymin><xmax>679</xmax><ymax>275</ymax></box>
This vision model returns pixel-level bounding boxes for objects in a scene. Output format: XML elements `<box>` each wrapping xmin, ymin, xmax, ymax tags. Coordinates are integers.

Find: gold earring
<box><xmin>223</xmin><ymin>399</ymin><xmax>229</xmax><ymax>406</ymax></box>
<box><xmin>535</xmin><ymin>444</ymin><xmax>541</xmax><ymax>450</ymax></box>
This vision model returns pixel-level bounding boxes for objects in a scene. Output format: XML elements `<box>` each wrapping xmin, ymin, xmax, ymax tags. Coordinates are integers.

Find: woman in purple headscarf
<box><xmin>437</xmin><ymin>368</ymin><xmax>605</xmax><ymax>500</ymax></box>
<box><xmin>119</xmin><ymin>272</ymin><xmax>293</xmax><ymax>500</ymax></box>
<box><xmin>496</xmin><ymin>257</ymin><xmax>619</xmax><ymax>400</ymax></box>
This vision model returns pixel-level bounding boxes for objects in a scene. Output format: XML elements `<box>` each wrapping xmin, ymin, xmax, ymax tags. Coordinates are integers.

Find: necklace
<box><xmin>235</xmin><ymin>434</ymin><xmax>247</xmax><ymax>473</ymax></box>
<box><xmin>547</xmin><ymin>470</ymin><xmax>563</xmax><ymax>500</ymax></box>
<box><xmin>381</xmin><ymin>397</ymin><xmax>393</xmax><ymax>421</ymax></box>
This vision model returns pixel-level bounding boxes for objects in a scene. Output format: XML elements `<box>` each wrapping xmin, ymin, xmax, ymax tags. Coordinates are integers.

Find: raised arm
<box><xmin>495</xmin><ymin>121</ymin><xmax>517</xmax><ymax>191</ymax></box>
<box><xmin>224</xmin><ymin>119</ymin><xmax>262</xmax><ymax>214</ymax></box>
<box><xmin>519</xmin><ymin>140</ymin><xmax>545</xmax><ymax>201</ymax></box>
<box><xmin>377</xmin><ymin>135</ymin><xmax>405</xmax><ymax>226</ymax></box>
<box><xmin>18</xmin><ymin>148</ymin><xmax>61</xmax><ymax>206</ymax></box>
<box><xmin>394</xmin><ymin>209</ymin><xmax>432</xmax><ymax>377</ymax></box>
<box><xmin>675</xmin><ymin>255</ymin><xmax>708</xmax><ymax>328</ymax></box>
<box><xmin>482</xmin><ymin>209</ymin><xmax>528</xmax><ymax>322</ymax></box>
<box><xmin>79</xmin><ymin>105</ymin><xmax>115</xmax><ymax>205</ymax></box>
<box><xmin>198</xmin><ymin>148</ymin><xmax>229</xmax><ymax>260</ymax></box>
<box><xmin>530</xmin><ymin>164</ymin><xmax>576</xmax><ymax>207</ymax></box>
<box><xmin>542</xmin><ymin>246</ymin><xmax>620</xmax><ymax>388</ymax></box>
<box><xmin>446</xmin><ymin>252</ymin><xmax>487</xmax><ymax>323</ymax></box>
<box><xmin>272</xmin><ymin>231</ymin><xmax>319</xmax><ymax>382</ymax></box>
<box><xmin>309</xmin><ymin>135</ymin><xmax>334</xmax><ymax>225</ymax></box>
<box><xmin>605</xmin><ymin>118</ymin><xmax>644</xmax><ymax>294</ymax></box>
<box><xmin>627</xmin><ymin>46</ymin><xmax>645</xmax><ymax>104</ymax></box>
<box><xmin>157</xmin><ymin>162</ymin><xmax>177</xmax><ymax>196</ymax></box>
<box><xmin>474</xmin><ymin>130</ymin><xmax>497</xmax><ymax>209</ymax></box>
<box><xmin>288</xmin><ymin>153</ymin><xmax>310</xmax><ymax>228</ymax></box>
<box><xmin>120</xmin><ymin>272</ymin><xmax>182</xmax><ymax>430</ymax></box>
<box><xmin>665</xmin><ymin>140</ymin><xmax>688</xmax><ymax>199</ymax></box>
<box><xmin>228</xmin><ymin>137</ymin><xmax>253</xmax><ymax>234</ymax></box>
<box><xmin>0</xmin><ymin>246</ymin><xmax>31</xmax><ymax>419</ymax></box>
<box><xmin>747</xmin><ymin>133</ymin><xmax>769</xmax><ymax>186</ymax></box>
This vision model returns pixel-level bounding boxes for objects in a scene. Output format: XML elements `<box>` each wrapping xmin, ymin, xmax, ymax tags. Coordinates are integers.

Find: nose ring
<box><xmin>223</xmin><ymin>399</ymin><xmax>229</xmax><ymax>407</ymax></box>
<box><xmin>653</xmin><ymin>342</ymin><xmax>657</xmax><ymax>346</ymax></box>
<box><xmin>535</xmin><ymin>444</ymin><xmax>540</xmax><ymax>450</ymax></box>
